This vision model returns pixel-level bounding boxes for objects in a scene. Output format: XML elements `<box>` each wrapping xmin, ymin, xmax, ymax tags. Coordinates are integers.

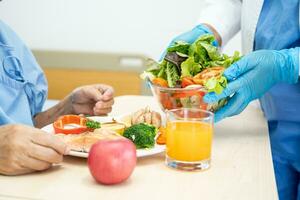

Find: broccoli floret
<box><xmin>123</xmin><ymin>123</ymin><xmax>157</xmax><ymax>149</ymax></box>
<box><xmin>86</xmin><ymin>120</ymin><xmax>101</xmax><ymax>129</ymax></box>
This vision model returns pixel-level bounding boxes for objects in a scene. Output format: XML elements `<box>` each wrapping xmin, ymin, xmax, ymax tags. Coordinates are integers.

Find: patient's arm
<box><xmin>34</xmin><ymin>84</ymin><xmax>114</xmax><ymax>128</ymax></box>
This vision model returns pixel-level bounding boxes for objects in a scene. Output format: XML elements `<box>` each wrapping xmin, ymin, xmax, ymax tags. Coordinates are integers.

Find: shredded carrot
<box><xmin>156</xmin><ymin>127</ymin><xmax>166</xmax><ymax>145</ymax></box>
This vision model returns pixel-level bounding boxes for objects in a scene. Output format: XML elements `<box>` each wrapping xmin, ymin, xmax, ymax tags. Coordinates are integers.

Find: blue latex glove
<box><xmin>204</xmin><ymin>48</ymin><xmax>299</xmax><ymax>122</ymax></box>
<box><xmin>160</xmin><ymin>24</ymin><xmax>218</xmax><ymax>60</ymax></box>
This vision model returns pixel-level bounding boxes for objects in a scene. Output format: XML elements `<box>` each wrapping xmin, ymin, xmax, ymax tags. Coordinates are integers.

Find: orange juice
<box><xmin>166</xmin><ymin>121</ymin><xmax>213</xmax><ymax>162</ymax></box>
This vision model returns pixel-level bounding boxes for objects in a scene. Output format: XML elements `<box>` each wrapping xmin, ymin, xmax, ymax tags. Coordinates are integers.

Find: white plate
<box><xmin>41</xmin><ymin>116</ymin><xmax>165</xmax><ymax>158</ymax></box>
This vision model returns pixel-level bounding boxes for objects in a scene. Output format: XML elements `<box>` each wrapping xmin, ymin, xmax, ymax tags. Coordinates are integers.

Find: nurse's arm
<box><xmin>204</xmin><ymin>48</ymin><xmax>299</xmax><ymax>122</ymax></box>
<box><xmin>197</xmin><ymin>0</ymin><xmax>242</xmax><ymax>46</ymax></box>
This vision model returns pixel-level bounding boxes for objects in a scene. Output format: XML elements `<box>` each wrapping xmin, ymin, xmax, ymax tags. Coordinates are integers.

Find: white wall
<box><xmin>0</xmin><ymin>0</ymin><xmax>241</xmax><ymax>59</ymax></box>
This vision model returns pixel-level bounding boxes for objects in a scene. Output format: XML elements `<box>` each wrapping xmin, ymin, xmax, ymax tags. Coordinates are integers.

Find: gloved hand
<box><xmin>160</xmin><ymin>24</ymin><xmax>218</xmax><ymax>60</ymax></box>
<box><xmin>204</xmin><ymin>48</ymin><xmax>299</xmax><ymax>122</ymax></box>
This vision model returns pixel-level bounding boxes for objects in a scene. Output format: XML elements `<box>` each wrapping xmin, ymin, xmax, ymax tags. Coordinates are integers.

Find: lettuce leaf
<box><xmin>157</xmin><ymin>60</ymin><xmax>167</xmax><ymax>79</ymax></box>
<box><xmin>140</xmin><ymin>58</ymin><xmax>160</xmax><ymax>80</ymax></box>
<box><xmin>207</xmin><ymin>51</ymin><xmax>241</xmax><ymax>68</ymax></box>
<box><xmin>205</xmin><ymin>76</ymin><xmax>227</xmax><ymax>94</ymax></box>
<box><xmin>198</xmin><ymin>41</ymin><xmax>221</xmax><ymax>61</ymax></box>
<box><xmin>167</xmin><ymin>41</ymin><xmax>190</xmax><ymax>56</ymax></box>
<box><xmin>181</xmin><ymin>57</ymin><xmax>202</xmax><ymax>77</ymax></box>
<box><xmin>196</xmin><ymin>34</ymin><xmax>215</xmax><ymax>44</ymax></box>
<box><xmin>166</xmin><ymin>62</ymin><xmax>180</xmax><ymax>87</ymax></box>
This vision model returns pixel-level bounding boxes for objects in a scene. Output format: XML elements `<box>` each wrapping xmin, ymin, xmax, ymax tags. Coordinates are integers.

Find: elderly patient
<box><xmin>0</xmin><ymin>20</ymin><xmax>114</xmax><ymax>175</ymax></box>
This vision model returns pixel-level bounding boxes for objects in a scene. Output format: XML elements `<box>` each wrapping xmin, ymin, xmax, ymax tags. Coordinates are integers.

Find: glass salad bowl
<box><xmin>148</xmin><ymin>81</ymin><xmax>227</xmax><ymax>112</ymax></box>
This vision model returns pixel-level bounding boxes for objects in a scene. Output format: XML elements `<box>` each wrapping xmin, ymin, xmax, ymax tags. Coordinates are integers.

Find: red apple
<box><xmin>88</xmin><ymin>138</ymin><xmax>137</xmax><ymax>185</ymax></box>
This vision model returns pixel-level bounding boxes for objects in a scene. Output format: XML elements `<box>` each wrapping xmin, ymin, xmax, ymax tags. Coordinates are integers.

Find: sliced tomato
<box><xmin>53</xmin><ymin>115</ymin><xmax>88</xmax><ymax>134</ymax></box>
<box><xmin>181</xmin><ymin>77</ymin><xmax>195</xmax><ymax>88</ymax></box>
<box><xmin>193</xmin><ymin>66</ymin><xmax>225</xmax><ymax>85</ymax></box>
<box><xmin>152</xmin><ymin>78</ymin><xmax>168</xmax><ymax>87</ymax></box>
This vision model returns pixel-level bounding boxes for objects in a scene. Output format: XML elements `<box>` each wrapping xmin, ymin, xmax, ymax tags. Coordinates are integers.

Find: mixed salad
<box><xmin>142</xmin><ymin>34</ymin><xmax>241</xmax><ymax>111</ymax></box>
<box><xmin>143</xmin><ymin>34</ymin><xmax>240</xmax><ymax>93</ymax></box>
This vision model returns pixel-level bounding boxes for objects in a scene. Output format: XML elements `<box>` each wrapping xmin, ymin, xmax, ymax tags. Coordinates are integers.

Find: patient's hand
<box><xmin>34</xmin><ymin>84</ymin><xmax>115</xmax><ymax>128</ymax></box>
<box><xmin>71</xmin><ymin>84</ymin><xmax>114</xmax><ymax>116</ymax></box>
<box><xmin>0</xmin><ymin>124</ymin><xmax>67</xmax><ymax>175</ymax></box>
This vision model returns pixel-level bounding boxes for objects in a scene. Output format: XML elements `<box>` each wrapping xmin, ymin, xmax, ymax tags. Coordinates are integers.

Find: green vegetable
<box><xmin>166</xmin><ymin>62</ymin><xmax>180</xmax><ymax>87</ymax></box>
<box><xmin>86</xmin><ymin>120</ymin><xmax>101</xmax><ymax>129</ymax></box>
<box><xmin>167</xmin><ymin>41</ymin><xmax>190</xmax><ymax>56</ymax></box>
<box><xmin>123</xmin><ymin>123</ymin><xmax>157</xmax><ymax>149</ymax></box>
<box><xmin>189</xmin><ymin>34</ymin><xmax>218</xmax><ymax>63</ymax></box>
<box><xmin>140</xmin><ymin>58</ymin><xmax>161</xmax><ymax>80</ymax></box>
<box><xmin>207</xmin><ymin>51</ymin><xmax>241</xmax><ymax>68</ymax></box>
<box><xmin>181</xmin><ymin>57</ymin><xmax>202</xmax><ymax>77</ymax></box>
<box><xmin>198</xmin><ymin>41</ymin><xmax>221</xmax><ymax>61</ymax></box>
<box><xmin>205</xmin><ymin>76</ymin><xmax>227</xmax><ymax>94</ymax></box>
<box><xmin>196</xmin><ymin>34</ymin><xmax>216</xmax><ymax>44</ymax></box>
<box><xmin>157</xmin><ymin>60</ymin><xmax>168</xmax><ymax>79</ymax></box>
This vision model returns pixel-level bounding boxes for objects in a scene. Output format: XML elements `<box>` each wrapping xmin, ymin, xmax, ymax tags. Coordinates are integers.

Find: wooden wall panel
<box><xmin>43</xmin><ymin>68</ymin><xmax>141</xmax><ymax>100</ymax></box>
<box><xmin>32</xmin><ymin>50</ymin><xmax>149</xmax><ymax>100</ymax></box>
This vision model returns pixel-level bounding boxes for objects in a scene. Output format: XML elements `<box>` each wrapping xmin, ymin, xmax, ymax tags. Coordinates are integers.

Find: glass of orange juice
<box><xmin>166</xmin><ymin>108</ymin><xmax>214</xmax><ymax>171</ymax></box>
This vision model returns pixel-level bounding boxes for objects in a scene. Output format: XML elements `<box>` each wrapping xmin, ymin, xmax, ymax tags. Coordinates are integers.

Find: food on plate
<box><xmin>53</xmin><ymin>115</ymin><xmax>101</xmax><ymax>134</ymax></box>
<box><xmin>56</xmin><ymin>128</ymin><xmax>121</xmax><ymax>152</ymax></box>
<box><xmin>101</xmin><ymin>122</ymin><xmax>126</xmax><ymax>135</ymax></box>
<box><xmin>156</xmin><ymin>127</ymin><xmax>166</xmax><ymax>145</ymax></box>
<box><xmin>88</xmin><ymin>136</ymin><xmax>136</xmax><ymax>185</ymax></box>
<box><xmin>141</xmin><ymin>34</ymin><xmax>241</xmax><ymax>111</ymax></box>
<box><xmin>54</xmin><ymin>113</ymin><xmax>161</xmax><ymax>152</ymax></box>
<box><xmin>119</xmin><ymin>107</ymin><xmax>162</xmax><ymax>128</ymax></box>
<box><xmin>130</xmin><ymin>107</ymin><xmax>161</xmax><ymax>128</ymax></box>
<box><xmin>85</xmin><ymin>120</ymin><xmax>101</xmax><ymax>129</ymax></box>
<box><xmin>118</xmin><ymin>108</ymin><xmax>165</xmax><ymax>147</ymax></box>
<box><xmin>123</xmin><ymin>123</ymin><xmax>157</xmax><ymax>149</ymax></box>
<box><xmin>54</xmin><ymin>112</ymin><xmax>163</xmax><ymax>153</ymax></box>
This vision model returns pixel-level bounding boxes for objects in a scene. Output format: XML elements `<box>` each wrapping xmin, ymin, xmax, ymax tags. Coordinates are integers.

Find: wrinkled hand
<box><xmin>0</xmin><ymin>124</ymin><xmax>67</xmax><ymax>175</ymax></box>
<box><xmin>160</xmin><ymin>24</ymin><xmax>218</xmax><ymax>60</ymax></box>
<box><xmin>71</xmin><ymin>84</ymin><xmax>114</xmax><ymax>116</ymax></box>
<box><xmin>204</xmin><ymin>49</ymin><xmax>299</xmax><ymax>122</ymax></box>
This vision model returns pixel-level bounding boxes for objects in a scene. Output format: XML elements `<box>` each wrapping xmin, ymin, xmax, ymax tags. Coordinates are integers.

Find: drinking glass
<box><xmin>165</xmin><ymin>108</ymin><xmax>214</xmax><ymax>171</ymax></box>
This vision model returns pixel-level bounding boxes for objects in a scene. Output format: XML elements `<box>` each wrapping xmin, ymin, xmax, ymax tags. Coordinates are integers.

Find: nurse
<box><xmin>163</xmin><ymin>0</ymin><xmax>299</xmax><ymax>199</ymax></box>
<box><xmin>0</xmin><ymin>20</ymin><xmax>114</xmax><ymax>175</ymax></box>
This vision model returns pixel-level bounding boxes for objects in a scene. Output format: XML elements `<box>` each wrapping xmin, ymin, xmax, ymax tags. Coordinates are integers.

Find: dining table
<box><xmin>0</xmin><ymin>95</ymin><xmax>278</xmax><ymax>200</ymax></box>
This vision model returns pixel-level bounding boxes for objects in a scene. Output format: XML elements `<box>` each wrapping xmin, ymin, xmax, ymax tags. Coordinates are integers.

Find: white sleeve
<box><xmin>197</xmin><ymin>0</ymin><xmax>242</xmax><ymax>46</ymax></box>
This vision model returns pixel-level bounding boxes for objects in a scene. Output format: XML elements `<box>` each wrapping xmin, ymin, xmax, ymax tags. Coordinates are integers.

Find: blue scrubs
<box><xmin>254</xmin><ymin>0</ymin><xmax>300</xmax><ymax>199</ymax></box>
<box><xmin>0</xmin><ymin>20</ymin><xmax>47</xmax><ymax>126</ymax></box>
